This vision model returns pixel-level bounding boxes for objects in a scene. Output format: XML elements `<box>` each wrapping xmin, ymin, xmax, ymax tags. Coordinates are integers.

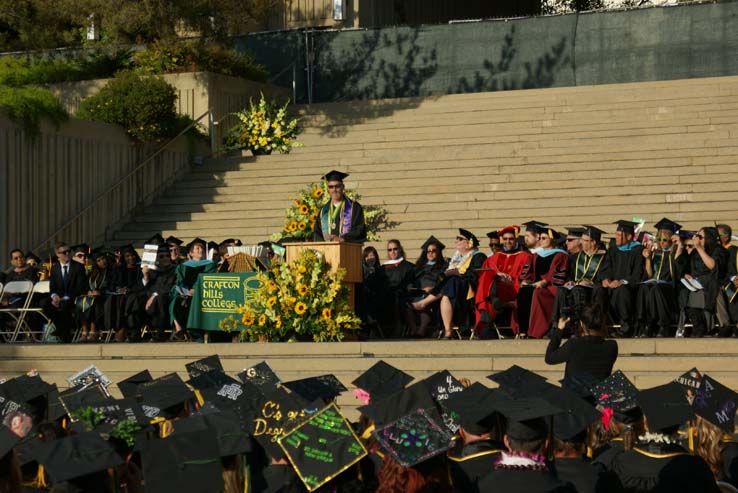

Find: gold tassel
<box><xmin>360</xmin><ymin>424</ymin><xmax>375</xmax><ymax>440</ymax></box>
<box><xmin>586</xmin><ymin>445</ymin><xmax>593</xmax><ymax>459</ymax></box>
<box><xmin>688</xmin><ymin>423</ymin><xmax>695</xmax><ymax>454</ymax></box>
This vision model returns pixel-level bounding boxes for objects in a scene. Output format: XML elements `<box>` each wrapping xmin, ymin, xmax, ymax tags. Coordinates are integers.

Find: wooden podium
<box><xmin>285</xmin><ymin>242</ymin><xmax>363</xmax><ymax>307</ymax></box>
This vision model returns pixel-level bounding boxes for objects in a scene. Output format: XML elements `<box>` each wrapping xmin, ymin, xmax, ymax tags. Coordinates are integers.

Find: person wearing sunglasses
<box><xmin>43</xmin><ymin>242</ymin><xmax>88</xmax><ymax>342</ymax></box>
<box><xmin>634</xmin><ymin>218</ymin><xmax>682</xmax><ymax>338</ymax></box>
<box><xmin>486</xmin><ymin>231</ymin><xmax>501</xmax><ymax>256</ymax></box>
<box><xmin>381</xmin><ymin>240</ymin><xmax>415</xmax><ymax>338</ymax></box>
<box><xmin>474</xmin><ymin>225</ymin><xmax>532</xmax><ymax>339</ymax></box>
<box><xmin>677</xmin><ymin>227</ymin><xmax>727</xmax><ymax>337</ymax></box>
<box><xmin>312</xmin><ymin>170</ymin><xmax>366</xmax><ymax>244</ymax></box>
<box><xmin>404</xmin><ymin>236</ymin><xmax>447</xmax><ymax>338</ymax></box>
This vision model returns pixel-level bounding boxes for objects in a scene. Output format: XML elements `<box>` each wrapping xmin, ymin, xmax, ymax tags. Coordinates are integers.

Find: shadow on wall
<box><xmin>451</xmin><ymin>25</ymin><xmax>571</xmax><ymax>94</ymax></box>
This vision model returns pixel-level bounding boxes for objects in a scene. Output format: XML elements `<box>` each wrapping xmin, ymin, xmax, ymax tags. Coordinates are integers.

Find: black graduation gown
<box><xmin>551</xmin><ymin>250</ymin><xmax>610</xmax><ymax>326</ymax></box>
<box><xmin>104</xmin><ymin>263</ymin><xmax>140</xmax><ymax>330</ymax></box>
<box><xmin>551</xmin><ymin>457</ymin><xmax>624</xmax><ymax>493</ymax></box>
<box><xmin>477</xmin><ymin>466</ymin><xmax>576</xmax><ymax>492</ymax></box>
<box><xmin>610</xmin><ymin>442</ymin><xmax>720</xmax><ymax>493</ymax></box>
<box><xmin>722</xmin><ymin>439</ymin><xmax>738</xmax><ymax>488</ymax></box>
<box><xmin>382</xmin><ymin>260</ymin><xmax>415</xmax><ymax>337</ymax></box>
<box><xmin>448</xmin><ymin>439</ymin><xmax>504</xmax><ymax>493</ymax></box>
<box><xmin>312</xmin><ymin>199</ymin><xmax>367</xmax><ymax>243</ymax></box>
<box><xmin>357</xmin><ymin>263</ymin><xmax>389</xmax><ymax>330</ymax></box>
<box><xmin>404</xmin><ymin>260</ymin><xmax>448</xmax><ymax>337</ymax></box>
<box><xmin>592</xmin><ymin>438</ymin><xmax>625</xmax><ymax>471</ymax></box>
<box><xmin>635</xmin><ymin>249</ymin><xmax>678</xmax><ymax>335</ymax></box>
<box><xmin>599</xmin><ymin>242</ymin><xmax>644</xmax><ymax>331</ymax></box>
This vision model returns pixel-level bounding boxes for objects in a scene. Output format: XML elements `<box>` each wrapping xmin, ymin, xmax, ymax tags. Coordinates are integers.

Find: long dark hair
<box><xmin>701</xmin><ymin>227</ymin><xmax>720</xmax><ymax>256</ymax></box>
<box><xmin>578</xmin><ymin>303</ymin><xmax>607</xmax><ymax>337</ymax></box>
<box><xmin>415</xmin><ymin>241</ymin><xmax>445</xmax><ymax>270</ymax></box>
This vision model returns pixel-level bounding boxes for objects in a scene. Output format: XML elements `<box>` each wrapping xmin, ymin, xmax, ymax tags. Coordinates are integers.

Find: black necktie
<box><xmin>62</xmin><ymin>265</ymin><xmax>68</xmax><ymax>287</ymax></box>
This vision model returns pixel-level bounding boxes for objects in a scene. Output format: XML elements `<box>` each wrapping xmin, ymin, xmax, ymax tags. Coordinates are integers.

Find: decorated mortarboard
<box><xmin>117</xmin><ymin>369</ymin><xmax>154</xmax><ymax>399</ymax></box>
<box><xmin>565</xmin><ymin>227</ymin><xmax>585</xmax><ymax>238</ymax></box>
<box><xmin>187</xmin><ymin>369</ymin><xmax>240</xmax><ymax>391</ymax></box>
<box><xmin>0</xmin><ymin>426</ymin><xmax>21</xmax><ymax>458</ymax></box>
<box><xmin>422</xmin><ymin>370</ymin><xmax>467</xmax><ymax>433</ymax></box>
<box><xmin>358</xmin><ymin>380</ymin><xmax>440</xmax><ymax>428</ymax></box>
<box><xmin>146</xmin><ymin>233</ymin><xmax>166</xmax><ymax>245</ymax></box>
<box><xmin>492</xmin><ymin>396</ymin><xmax>564</xmax><ymax>441</ymax></box>
<box><xmin>486</xmin><ymin>231</ymin><xmax>499</xmax><ymax>239</ymax></box>
<box><xmin>185</xmin><ymin>237</ymin><xmax>207</xmax><ymax>251</ymax></box>
<box><xmin>443</xmin><ymin>382</ymin><xmax>505</xmax><ymax>436</ymax></box>
<box><xmin>322</xmin><ymin>170</ymin><xmax>349</xmax><ymax>182</ymax></box>
<box><xmin>66</xmin><ymin>365</ymin><xmax>112</xmax><ymax>390</ymax></box>
<box><xmin>613</xmin><ymin>220</ymin><xmax>638</xmax><ymax>235</ymax></box>
<box><xmin>582</xmin><ymin>225</ymin><xmax>606</xmax><ymax>242</ymax></box>
<box><xmin>352</xmin><ymin>361</ymin><xmax>414</xmax><ymax>404</ymax></box>
<box><xmin>539</xmin><ymin>385</ymin><xmax>601</xmax><ymax>443</ymax></box>
<box><xmin>140</xmin><ymin>430</ymin><xmax>224</xmax><ymax>493</ymax></box>
<box><xmin>373</xmin><ymin>407</ymin><xmax>454</xmax><ymax>467</ymax></box>
<box><xmin>165</xmin><ymin>235</ymin><xmax>184</xmax><ymax>246</ymax></box>
<box><xmin>638</xmin><ymin>382</ymin><xmax>693</xmax><ymax>432</ymax></box>
<box><xmin>279</xmin><ymin>403</ymin><xmax>367</xmax><ymax>491</ymax></box>
<box><xmin>185</xmin><ymin>355</ymin><xmax>224</xmax><ymax>380</ymax></box>
<box><xmin>172</xmin><ymin>411</ymin><xmax>251</xmax><ymax>456</ymax></box>
<box><xmin>138</xmin><ymin>373</ymin><xmax>195</xmax><ymax>420</ymax></box>
<box><xmin>420</xmin><ymin>235</ymin><xmax>445</xmax><ymax>251</ymax></box>
<box><xmin>590</xmin><ymin>371</ymin><xmax>641</xmax><ymax>425</ymax></box>
<box><xmin>35</xmin><ymin>432</ymin><xmax>123</xmax><ymax>483</ymax></box>
<box><xmin>522</xmin><ymin>221</ymin><xmax>548</xmax><ymax>234</ymax></box>
<box><xmin>458</xmin><ymin>228</ymin><xmax>480</xmax><ymax>248</ymax></box>
<box><xmin>84</xmin><ymin>397</ymin><xmax>148</xmax><ymax>433</ymax></box>
<box><xmin>251</xmin><ymin>387</ymin><xmax>320</xmax><ymax>458</ymax></box>
<box><xmin>283</xmin><ymin>375</ymin><xmax>347</xmax><ymax>402</ymax></box>
<box><xmin>487</xmin><ymin>365</ymin><xmax>549</xmax><ymax>399</ymax></box>
<box><xmin>58</xmin><ymin>384</ymin><xmax>112</xmax><ymax>419</ymax></box>
<box><xmin>197</xmin><ymin>378</ymin><xmax>262</xmax><ymax>424</ymax></box>
<box><xmin>237</xmin><ymin>361</ymin><xmax>280</xmax><ymax>392</ymax></box>
<box><xmin>674</xmin><ymin>368</ymin><xmax>703</xmax><ymax>397</ymax></box>
<box><xmin>653</xmin><ymin>217</ymin><xmax>682</xmax><ymax>234</ymax></box>
<box><xmin>691</xmin><ymin>374</ymin><xmax>738</xmax><ymax>432</ymax></box>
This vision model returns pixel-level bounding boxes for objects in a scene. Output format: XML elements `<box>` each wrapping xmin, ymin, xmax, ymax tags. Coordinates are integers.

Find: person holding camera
<box><xmin>545</xmin><ymin>303</ymin><xmax>618</xmax><ymax>387</ymax></box>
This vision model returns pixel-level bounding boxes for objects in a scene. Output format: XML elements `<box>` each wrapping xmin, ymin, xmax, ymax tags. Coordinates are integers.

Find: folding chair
<box><xmin>13</xmin><ymin>280</ymin><xmax>52</xmax><ymax>342</ymax></box>
<box><xmin>0</xmin><ymin>280</ymin><xmax>34</xmax><ymax>342</ymax></box>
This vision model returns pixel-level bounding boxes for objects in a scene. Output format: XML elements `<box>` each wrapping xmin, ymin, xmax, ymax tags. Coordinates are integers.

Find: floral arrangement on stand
<box><xmin>222</xmin><ymin>93</ymin><xmax>301</xmax><ymax>155</ymax></box>
<box><xmin>270</xmin><ymin>182</ymin><xmax>390</xmax><ymax>242</ymax></box>
<box><xmin>218</xmin><ymin>249</ymin><xmax>362</xmax><ymax>342</ymax></box>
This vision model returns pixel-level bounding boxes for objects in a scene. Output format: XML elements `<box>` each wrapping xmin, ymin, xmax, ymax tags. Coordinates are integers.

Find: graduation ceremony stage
<box><xmin>3</xmin><ymin>339</ymin><xmax>738</xmax><ymax>418</ymax></box>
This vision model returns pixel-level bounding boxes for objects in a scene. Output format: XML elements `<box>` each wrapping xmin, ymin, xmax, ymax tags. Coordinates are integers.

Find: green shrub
<box><xmin>0</xmin><ymin>84</ymin><xmax>68</xmax><ymax>136</ymax></box>
<box><xmin>133</xmin><ymin>39</ymin><xmax>268</xmax><ymax>82</ymax></box>
<box><xmin>76</xmin><ymin>70</ymin><xmax>179</xmax><ymax>142</ymax></box>
<box><xmin>0</xmin><ymin>50</ymin><xmax>131</xmax><ymax>87</ymax></box>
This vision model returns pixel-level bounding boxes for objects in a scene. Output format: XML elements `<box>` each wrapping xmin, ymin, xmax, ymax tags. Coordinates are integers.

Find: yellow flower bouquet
<box><xmin>231</xmin><ymin>249</ymin><xmax>362</xmax><ymax>342</ymax></box>
<box><xmin>223</xmin><ymin>93</ymin><xmax>301</xmax><ymax>155</ymax></box>
<box><xmin>271</xmin><ymin>182</ymin><xmax>391</xmax><ymax>242</ymax></box>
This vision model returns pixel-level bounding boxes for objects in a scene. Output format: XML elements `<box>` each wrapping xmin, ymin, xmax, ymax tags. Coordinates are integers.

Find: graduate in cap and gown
<box><xmin>74</xmin><ymin>247</ymin><xmax>113</xmax><ymax>343</ymax></box>
<box><xmin>600</xmin><ymin>220</ymin><xmax>645</xmax><ymax>338</ymax></box>
<box><xmin>513</xmin><ymin>226</ymin><xmax>569</xmax><ymax>339</ymax></box>
<box><xmin>104</xmin><ymin>244</ymin><xmax>141</xmax><ymax>342</ymax></box>
<box><xmin>475</xmin><ymin>225</ymin><xmax>532</xmax><ymax>338</ymax></box>
<box><xmin>312</xmin><ymin>170</ymin><xmax>367</xmax><ymax>243</ymax></box>
<box><xmin>403</xmin><ymin>236</ymin><xmax>448</xmax><ymax>338</ymax></box>
<box><xmin>635</xmin><ymin>218</ymin><xmax>682</xmax><ymax>337</ymax></box>
<box><xmin>169</xmin><ymin>238</ymin><xmax>216</xmax><ymax>341</ymax></box>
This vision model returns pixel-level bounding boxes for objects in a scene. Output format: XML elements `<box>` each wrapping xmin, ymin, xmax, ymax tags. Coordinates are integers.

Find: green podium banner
<box><xmin>187</xmin><ymin>272</ymin><xmax>262</xmax><ymax>331</ymax></box>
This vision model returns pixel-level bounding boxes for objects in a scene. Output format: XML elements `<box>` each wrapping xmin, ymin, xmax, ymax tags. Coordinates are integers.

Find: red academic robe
<box><xmin>512</xmin><ymin>251</ymin><xmax>569</xmax><ymax>338</ymax></box>
<box><xmin>475</xmin><ymin>250</ymin><xmax>532</xmax><ymax>330</ymax></box>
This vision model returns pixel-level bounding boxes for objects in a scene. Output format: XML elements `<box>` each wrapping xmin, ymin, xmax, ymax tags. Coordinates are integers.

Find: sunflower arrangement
<box><xmin>233</xmin><ymin>249</ymin><xmax>362</xmax><ymax>342</ymax></box>
<box><xmin>272</xmin><ymin>182</ymin><xmax>388</xmax><ymax>242</ymax></box>
<box><xmin>223</xmin><ymin>93</ymin><xmax>301</xmax><ymax>155</ymax></box>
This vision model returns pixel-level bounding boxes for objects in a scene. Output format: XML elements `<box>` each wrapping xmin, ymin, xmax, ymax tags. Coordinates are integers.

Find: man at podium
<box><xmin>312</xmin><ymin>170</ymin><xmax>367</xmax><ymax>243</ymax></box>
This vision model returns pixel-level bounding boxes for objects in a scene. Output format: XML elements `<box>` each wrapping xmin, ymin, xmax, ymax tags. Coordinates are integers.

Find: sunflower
<box><xmin>309</xmin><ymin>212</ymin><xmax>318</xmax><ymax>222</ymax></box>
<box><xmin>297</xmin><ymin>284</ymin><xmax>308</xmax><ymax>296</ymax></box>
<box><xmin>258</xmin><ymin>314</ymin><xmax>267</xmax><ymax>326</ymax></box>
<box><xmin>295</xmin><ymin>302</ymin><xmax>307</xmax><ymax>315</ymax></box>
<box><xmin>287</xmin><ymin>221</ymin><xmax>298</xmax><ymax>232</ymax></box>
<box><xmin>268</xmin><ymin>280</ymin><xmax>278</xmax><ymax>291</ymax></box>
<box><xmin>298</xmin><ymin>221</ymin><xmax>307</xmax><ymax>231</ymax></box>
<box><xmin>266</xmin><ymin>296</ymin><xmax>277</xmax><ymax>308</ymax></box>
<box><xmin>294</xmin><ymin>199</ymin><xmax>303</xmax><ymax>208</ymax></box>
<box><xmin>322</xmin><ymin>308</ymin><xmax>332</xmax><ymax>320</ymax></box>
<box><xmin>299</xmin><ymin>205</ymin><xmax>309</xmax><ymax>215</ymax></box>
<box><xmin>312</xmin><ymin>188</ymin><xmax>324</xmax><ymax>199</ymax></box>
<box><xmin>241</xmin><ymin>312</ymin><xmax>255</xmax><ymax>326</ymax></box>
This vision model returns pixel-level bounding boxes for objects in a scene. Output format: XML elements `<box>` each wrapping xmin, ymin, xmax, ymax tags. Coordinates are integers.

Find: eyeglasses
<box><xmin>455</xmin><ymin>236</ymin><xmax>466</xmax><ymax>241</ymax></box>
<box><xmin>501</xmin><ymin>236</ymin><xmax>516</xmax><ymax>241</ymax></box>
<box><xmin>387</xmin><ymin>247</ymin><xmax>399</xmax><ymax>252</ymax></box>
<box><xmin>57</xmin><ymin>249</ymin><xmax>71</xmax><ymax>255</ymax></box>
<box><xmin>719</xmin><ymin>232</ymin><xmax>730</xmax><ymax>237</ymax></box>
<box><xmin>74</xmin><ymin>253</ymin><xmax>86</xmax><ymax>258</ymax></box>
<box><xmin>685</xmin><ymin>244</ymin><xmax>695</xmax><ymax>248</ymax></box>
<box><xmin>695</xmin><ymin>234</ymin><xmax>705</xmax><ymax>240</ymax></box>
<box><xmin>566</xmin><ymin>238</ymin><xmax>578</xmax><ymax>242</ymax></box>
<box><xmin>327</xmin><ymin>185</ymin><xmax>343</xmax><ymax>190</ymax></box>
<box><xmin>656</xmin><ymin>237</ymin><xmax>671</xmax><ymax>242</ymax></box>
<box><xmin>426</xmin><ymin>249</ymin><xmax>438</xmax><ymax>253</ymax></box>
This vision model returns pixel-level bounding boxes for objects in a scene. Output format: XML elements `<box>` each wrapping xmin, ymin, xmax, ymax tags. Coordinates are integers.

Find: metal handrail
<box><xmin>34</xmin><ymin>108</ymin><xmax>213</xmax><ymax>253</ymax></box>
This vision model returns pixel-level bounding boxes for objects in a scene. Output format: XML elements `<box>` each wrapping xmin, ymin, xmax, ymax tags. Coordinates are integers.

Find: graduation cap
<box><xmin>322</xmin><ymin>170</ymin><xmax>348</xmax><ymax>182</ymax></box>
<box><xmin>36</xmin><ymin>432</ymin><xmax>123</xmax><ymax>483</ymax></box>
<box><xmin>165</xmin><ymin>236</ymin><xmax>184</xmax><ymax>246</ymax></box>
<box><xmin>420</xmin><ymin>235</ymin><xmax>445</xmax><ymax>251</ymax></box>
<box><xmin>653</xmin><ymin>217</ymin><xmax>683</xmax><ymax>234</ymax></box>
<box><xmin>673</xmin><ymin>368</ymin><xmax>703</xmax><ymax>395</ymax></box>
<box><xmin>251</xmin><ymin>387</ymin><xmax>319</xmax><ymax>459</ymax></box>
<box><xmin>207</xmin><ymin>241</ymin><xmax>220</xmax><ymax>253</ymax></box>
<box><xmin>140</xmin><ymin>430</ymin><xmax>224</xmax><ymax>493</ymax></box>
<box><xmin>219</xmin><ymin>238</ymin><xmax>238</xmax><ymax>247</ymax></box>
<box><xmin>565</xmin><ymin>227</ymin><xmax>585</xmax><ymax>238</ymax></box>
<box><xmin>25</xmin><ymin>252</ymin><xmax>41</xmax><ymax>265</ymax></box>
<box><xmin>172</xmin><ymin>411</ymin><xmax>251</xmax><ymax>456</ymax></box>
<box><xmin>237</xmin><ymin>361</ymin><xmax>280</xmax><ymax>392</ymax></box>
<box><xmin>185</xmin><ymin>238</ymin><xmax>207</xmax><ymax>252</ymax></box>
<box><xmin>680</xmin><ymin>230</ymin><xmax>695</xmax><ymax>240</ymax></box>
<box><xmin>590</xmin><ymin>370</ymin><xmax>641</xmax><ymax>423</ymax></box>
<box><xmin>423</xmin><ymin>370</ymin><xmax>465</xmax><ymax>402</ymax></box>
<box><xmin>85</xmin><ymin>397</ymin><xmax>148</xmax><ymax>433</ymax></box>
<box><xmin>146</xmin><ymin>233</ymin><xmax>166</xmax><ymax>245</ymax></box>
<box><xmin>691</xmin><ymin>374</ymin><xmax>738</xmax><ymax>433</ymax></box>
<box><xmin>70</xmin><ymin>243</ymin><xmax>90</xmax><ymax>255</ymax></box>
<box><xmin>0</xmin><ymin>426</ymin><xmax>20</xmax><ymax>458</ymax></box>
<box><xmin>613</xmin><ymin>220</ymin><xmax>638</xmax><ymax>235</ymax></box>
<box><xmin>458</xmin><ymin>228</ymin><xmax>480</xmax><ymax>248</ymax></box>
<box><xmin>486</xmin><ymin>231</ymin><xmax>499</xmax><ymax>239</ymax></box>
<box><xmin>373</xmin><ymin>408</ymin><xmax>454</xmax><ymax>467</ymax></box>
<box><xmin>638</xmin><ymin>382</ymin><xmax>693</xmax><ymax>432</ymax></box>
<box><xmin>498</xmin><ymin>225</ymin><xmax>520</xmax><ymax>238</ymax></box>
<box><xmin>1</xmin><ymin>372</ymin><xmax>56</xmax><ymax>404</ymax></box>
<box><xmin>282</xmin><ymin>375</ymin><xmax>347</xmax><ymax>402</ymax></box>
<box><xmin>185</xmin><ymin>355</ymin><xmax>224</xmax><ymax>380</ymax></box>
<box><xmin>187</xmin><ymin>370</ymin><xmax>240</xmax><ymax>391</ymax></box>
<box><xmin>492</xmin><ymin>396</ymin><xmax>564</xmax><ymax>442</ymax></box>
<box><xmin>522</xmin><ymin>221</ymin><xmax>548</xmax><ymax>234</ymax></box>
<box><xmin>352</xmin><ymin>360</ymin><xmax>413</xmax><ymax>403</ymax></box>
<box><xmin>539</xmin><ymin>385</ymin><xmax>601</xmax><ymax>443</ymax></box>
<box><xmin>138</xmin><ymin>373</ymin><xmax>195</xmax><ymax>419</ymax></box>
<box><xmin>443</xmin><ymin>382</ymin><xmax>505</xmax><ymax>435</ymax></box>
<box><xmin>358</xmin><ymin>380</ymin><xmax>440</xmax><ymax>428</ymax></box>
<box><xmin>487</xmin><ymin>365</ymin><xmax>549</xmax><ymax>399</ymax></box>
<box><xmin>58</xmin><ymin>384</ymin><xmax>112</xmax><ymax>418</ymax></box>
<box><xmin>89</xmin><ymin>246</ymin><xmax>110</xmax><ymax>261</ymax></box>
<box><xmin>117</xmin><ymin>370</ymin><xmax>154</xmax><ymax>399</ymax></box>
<box><xmin>582</xmin><ymin>225</ymin><xmax>606</xmax><ymax>242</ymax></box>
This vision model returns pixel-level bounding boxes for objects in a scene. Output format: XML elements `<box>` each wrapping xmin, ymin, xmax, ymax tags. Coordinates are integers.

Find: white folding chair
<box><xmin>13</xmin><ymin>280</ymin><xmax>52</xmax><ymax>342</ymax></box>
<box><xmin>0</xmin><ymin>280</ymin><xmax>34</xmax><ymax>342</ymax></box>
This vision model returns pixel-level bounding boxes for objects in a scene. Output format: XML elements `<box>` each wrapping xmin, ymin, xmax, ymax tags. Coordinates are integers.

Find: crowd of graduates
<box><xmin>363</xmin><ymin>218</ymin><xmax>738</xmax><ymax>341</ymax></box>
<box><xmin>0</xmin><ymin>353</ymin><xmax>736</xmax><ymax>492</ymax></box>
